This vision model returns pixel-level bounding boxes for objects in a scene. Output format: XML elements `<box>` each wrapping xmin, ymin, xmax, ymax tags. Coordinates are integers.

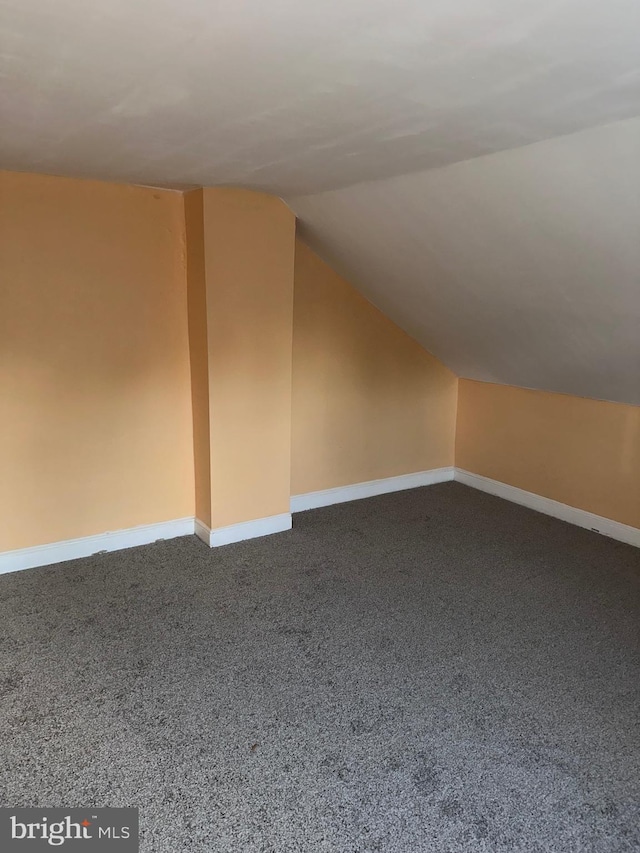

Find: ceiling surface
<box><xmin>3</xmin><ymin>0</ymin><xmax>639</xmax><ymax>405</ymax></box>
<box><xmin>2</xmin><ymin>0</ymin><xmax>640</xmax><ymax>194</ymax></box>
<box><xmin>290</xmin><ymin>118</ymin><xmax>640</xmax><ymax>406</ymax></box>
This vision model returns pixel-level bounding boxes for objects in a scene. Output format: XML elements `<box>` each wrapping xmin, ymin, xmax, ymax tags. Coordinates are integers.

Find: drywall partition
<box><xmin>291</xmin><ymin>241</ymin><xmax>458</xmax><ymax>498</ymax></box>
<box><xmin>0</xmin><ymin>170</ymin><xmax>195</xmax><ymax>554</ymax></box>
<box><xmin>187</xmin><ymin>188</ymin><xmax>297</xmax><ymax>545</ymax></box>
<box><xmin>456</xmin><ymin>379</ymin><xmax>640</xmax><ymax>530</ymax></box>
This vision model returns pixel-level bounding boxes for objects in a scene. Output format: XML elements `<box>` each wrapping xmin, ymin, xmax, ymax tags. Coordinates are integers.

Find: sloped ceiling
<box><xmin>3</xmin><ymin>0</ymin><xmax>639</xmax><ymax>404</ymax></box>
<box><xmin>2</xmin><ymin>0</ymin><xmax>640</xmax><ymax>194</ymax></box>
<box><xmin>289</xmin><ymin>118</ymin><xmax>640</xmax><ymax>406</ymax></box>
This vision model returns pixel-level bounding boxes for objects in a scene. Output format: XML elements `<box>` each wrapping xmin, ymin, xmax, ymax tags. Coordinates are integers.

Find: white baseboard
<box><xmin>0</xmin><ymin>517</ymin><xmax>196</xmax><ymax>575</ymax></box>
<box><xmin>4</xmin><ymin>466</ymin><xmax>635</xmax><ymax>575</ymax></box>
<box><xmin>195</xmin><ymin>512</ymin><xmax>292</xmax><ymax>547</ymax></box>
<box><xmin>194</xmin><ymin>518</ymin><xmax>211</xmax><ymax>545</ymax></box>
<box><xmin>1</xmin><ymin>510</ymin><xmax>294</xmax><ymax>575</ymax></box>
<box><xmin>291</xmin><ymin>467</ymin><xmax>454</xmax><ymax>512</ymax></box>
<box><xmin>455</xmin><ymin>469</ymin><xmax>640</xmax><ymax>548</ymax></box>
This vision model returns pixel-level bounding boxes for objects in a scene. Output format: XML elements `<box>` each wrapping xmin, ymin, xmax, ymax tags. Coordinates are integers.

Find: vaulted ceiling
<box><xmin>289</xmin><ymin>118</ymin><xmax>640</xmax><ymax>406</ymax></box>
<box><xmin>3</xmin><ymin>0</ymin><xmax>639</xmax><ymax>403</ymax></box>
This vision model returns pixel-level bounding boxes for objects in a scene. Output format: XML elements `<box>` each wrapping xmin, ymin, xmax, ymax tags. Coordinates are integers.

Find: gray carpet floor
<box><xmin>1</xmin><ymin>482</ymin><xmax>639</xmax><ymax>852</ymax></box>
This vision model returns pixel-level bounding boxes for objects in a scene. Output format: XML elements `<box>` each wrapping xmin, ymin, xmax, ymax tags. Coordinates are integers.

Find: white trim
<box><xmin>5</xmin><ymin>466</ymin><xmax>634</xmax><ymax>575</ymax></box>
<box><xmin>0</xmin><ymin>517</ymin><xmax>196</xmax><ymax>575</ymax></box>
<box><xmin>0</xmin><ymin>511</ymin><xmax>295</xmax><ymax>574</ymax></box>
<box><xmin>291</xmin><ymin>467</ymin><xmax>454</xmax><ymax>512</ymax></box>
<box><xmin>197</xmin><ymin>513</ymin><xmax>292</xmax><ymax>547</ymax></box>
<box><xmin>194</xmin><ymin>518</ymin><xmax>211</xmax><ymax>545</ymax></box>
<box><xmin>455</xmin><ymin>469</ymin><xmax>640</xmax><ymax>549</ymax></box>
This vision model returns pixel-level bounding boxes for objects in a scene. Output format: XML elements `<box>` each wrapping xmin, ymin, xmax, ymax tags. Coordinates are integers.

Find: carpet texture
<box><xmin>1</xmin><ymin>483</ymin><xmax>639</xmax><ymax>852</ymax></box>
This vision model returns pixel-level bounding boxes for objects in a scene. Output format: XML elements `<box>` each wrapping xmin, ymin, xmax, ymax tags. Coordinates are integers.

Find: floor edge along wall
<box><xmin>2</xmin><ymin>466</ymin><xmax>638</xmax><ymax>575</ymax></box>
<box><xmin>455</xmin><ymin>469</ymin><xmax>640</xmax><ymax>548</ymax></box>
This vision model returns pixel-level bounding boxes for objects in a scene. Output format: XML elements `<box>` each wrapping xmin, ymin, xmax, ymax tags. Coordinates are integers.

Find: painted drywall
<box><xmin>4</xmin><ymin>0</ymin><xmax>640</xmax><ymax>194</ymax></box>
<box><xmin>0</xmin><ymin>170</ymin><xmax>195</xmax><ymax>551</ymax></box>
<box><xmin>290</xmin><ymin>117</ymin><xmax>640</xmax><ymax>407</ymax></box>
<box><xmin>3</xmin><ymin>167</ymin><xmax>636</xmax><ymax>555</ymax></box>
<box><xmin>203</xmin><ymin>189</ymin><xmax>296</xmax><ymax>528</ymax></box>
<box><xmin>291</xmin><ymin>240</ymin><xmax>457</xmax><ymax>495</ymax></box>
<box><xmin>456</xmin><ymin>379</ymin><xmax>640</xmax><ymax>529</ymax></box>
<box><xmin>184</xmin><ymin>189</ymin><xmax>212</xmax><ymax>527</ymax></box>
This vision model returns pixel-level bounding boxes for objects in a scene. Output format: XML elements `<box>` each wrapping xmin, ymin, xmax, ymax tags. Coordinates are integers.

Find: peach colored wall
<box><xmin>203</xmin><ymin>189</ymin><xmax>296</xmax><ymax>527</ymax></box>
<box><xmin>291</xmin><ymin>241</ymin><xmax>458</xmax><ymax>495</ymax></box>
<box><xmin>0</xmin><ymin>170</ymin><xmax>195</xmax><ymax>551</ymax></box>
<box><xmin>456</xmin><ymin>379</ymin><xmax>640</xmax><ymax>528</ymax></box>
<box><xmin>184</xmin><ymin>189</ymin><xmax>212</xmax><ymax>527</ymax></box>
<box><xmin>8</xmin><ymin>171</ymin><xmax>635</xmax><ymax>554</ymax></box>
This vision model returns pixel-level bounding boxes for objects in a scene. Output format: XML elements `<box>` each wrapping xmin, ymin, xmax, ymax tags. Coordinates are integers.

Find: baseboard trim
<box><xmin>0</xmin><ymin>517</ymin><xmax>196</xmax><ymax>575</ymax></box>
<box><xmin>5</xmin><ymin>467</ymin><xmax>634</xmax><ymax>574</ymax></box>
<box><xmin>196</xmin><ymin>513</ymin><xmax>292</xmax><ymax>547</ymax></box>
<box><xmin>455</xmin><ymin>469</ymin><xmax>640</xmax><ymax>548</ymax></box>
<box><xmin>291</xmin><ymin>467</ymin><xmax>455</xmax><ymax>512</ymax></box>
<box><xmin>194</xmin><ymin>518</ymin><xmax>211</xmax><ymax>546</ymax></box>
<box><xmin>1</xmin><ymin>510</ymin><xmax>295</xmax><ymax>574</ymax></box>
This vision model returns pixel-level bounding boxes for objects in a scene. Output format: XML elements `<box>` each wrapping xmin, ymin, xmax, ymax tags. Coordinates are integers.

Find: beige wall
<box><xmin>0</xmin><ymin>170</ymin><xmax>195</xmax><ymax>551</ymax></box>
<box><xmin>184</xmin><ymin>189</ymin><xmax>211</xmax><ymax>527</ymax></box>
<box><xmin>4</xmin><ymin>170</ymin><xmax>637</xmax><ymax>555</ymax></box>
<box><xmin>456</xmin><ymin>379</ymin><xmax>640</xmax><ymax>528</ymax></box>
<box><xmin>203</xmin><ymin>189</ymin><xmax>296</xmax><ymax>527</ymax></box>
<box><xmin>291</xmin><ymin>240</ymin><xmax>458</xmax><ymax>495</ymax></box>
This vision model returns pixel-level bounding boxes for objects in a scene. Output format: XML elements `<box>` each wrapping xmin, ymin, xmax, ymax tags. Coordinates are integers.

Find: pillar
<box><xmin>185</xmin><ymin>188</ymin><xmax>296</xmax><ymax>546</ymax></box>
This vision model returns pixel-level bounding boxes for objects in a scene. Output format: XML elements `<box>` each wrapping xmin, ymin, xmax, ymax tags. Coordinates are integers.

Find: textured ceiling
<box><xmin>289</xmin><ymin>119</ymin><xmax>640</xmax><ymax>406</ymax></box>
<box><xmin>2</xmin><ymin>0</ymin><xmax>640</xmax><ymax>194</ymax></box>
